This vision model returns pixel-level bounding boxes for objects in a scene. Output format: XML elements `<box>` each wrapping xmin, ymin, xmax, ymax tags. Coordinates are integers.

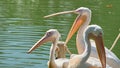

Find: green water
<box><xmin>0</xmin><ymin>0</ymin><xmax>119</xmax><ymax>68</ymax></box>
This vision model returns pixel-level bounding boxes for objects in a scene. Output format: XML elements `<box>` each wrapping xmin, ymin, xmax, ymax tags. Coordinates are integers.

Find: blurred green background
<box><xmin>0</xmin><ymin>0</ymin><xmax>119</xmax><ymax>68</ymax></box>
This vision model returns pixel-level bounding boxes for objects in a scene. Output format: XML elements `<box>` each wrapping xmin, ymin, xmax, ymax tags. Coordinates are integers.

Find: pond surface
<box><xmin>0</xmin><ymin>0</ymin><xmax>120</xmax><ymax>68</ymax></box>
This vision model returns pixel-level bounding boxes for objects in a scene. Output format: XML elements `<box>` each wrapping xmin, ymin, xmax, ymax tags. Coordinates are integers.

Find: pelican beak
<box><xmin>27</xmin><ymin>35</ymin><xmax>51</xmax><ymax>54</ymax></box>
<box><xmin>95</xmin><ymin>35</ymin><xmax>106</xmax><ymax>68</ymax></box>
<box><xmin>44</xmin><ymin>10</ymin><xmax>75</xmax><ymax>18</ymax></box>
<box><xmin>65</xmin><ymin>15</ymin><xmax>87</xmax><ymax>43</ymax></box>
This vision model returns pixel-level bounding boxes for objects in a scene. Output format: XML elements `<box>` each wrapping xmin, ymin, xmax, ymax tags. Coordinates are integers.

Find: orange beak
<box><xmin>27</xmin><ymin>35</ymin><xmax>51</xmax><ymax>54</ymax></box>
<box><xmin>95</xmin><ymin>35</ymin><xmax>106</xmax><ymax>68</ymax></box>
<box><xmin>65</xmin><ymin>15</ymin><xmax>87</xmax><ymax>44</ymax></box>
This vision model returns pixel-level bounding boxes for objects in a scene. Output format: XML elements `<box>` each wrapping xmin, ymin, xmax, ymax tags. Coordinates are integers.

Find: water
<box><xmin>0</xmin><ymin>0</ymin><xmax>120</xmax><ymax>68</ymax></box>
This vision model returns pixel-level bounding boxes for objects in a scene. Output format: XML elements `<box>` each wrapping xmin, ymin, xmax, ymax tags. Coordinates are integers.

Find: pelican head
<box><xmin>75</xmin><ymin>7</ymin><xmax>91</xmax><ymax>15</ymax></box>
<box><xmin>44</xmin><ymin>7</ymin><xmax>91</xmax><ymax>44</ymax></box>
<box><xmin>85</xmin><ymin>25</ymin><xmax>103</xmax><ymax>37</ymax></box>
<box><xmin>27</xmin><ymin>29</ymin><xmax>61</xmax><ymax>53</ymax></box>
<box><xmin>84</xmin><ymin>25</ymin><xmax>106</xmax><ymax>68</ymax></box>
<box><xmin>44</xmin><ymin>7</ymin><xmax>91</xmax><ymax>18</ymax></box>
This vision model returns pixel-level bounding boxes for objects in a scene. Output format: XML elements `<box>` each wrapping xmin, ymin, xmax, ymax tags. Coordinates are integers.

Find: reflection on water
<box><xmin>0</xmin><ymin>0</ymin><xmax>120</xmax><ymax>68</ymax></box>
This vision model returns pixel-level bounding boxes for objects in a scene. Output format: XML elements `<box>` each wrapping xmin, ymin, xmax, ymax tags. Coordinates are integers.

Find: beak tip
<box><xmin>27</xmin><ymin>52</ymin><xmax>30</xmax><ymax>54</ymax></box>
<box><xmin>43</xmin><ymin>16</ymin><xmax>47</xmax><ymax>18</ymax></box>
<box><xmin>27</xmin><ymin>50</ymin><xmax>31</xmax><ymax>54</ymax></box>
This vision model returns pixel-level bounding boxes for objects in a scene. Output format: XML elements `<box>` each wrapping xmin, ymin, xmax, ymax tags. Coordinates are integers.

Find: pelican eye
<box><xmin>99</xmin><ymin>32</ymin><xmax>102</xmax><ymax>36</ymax></box>
<box><xmin>46</xmin><ymin>32</ymin><xmax>52</xmax><ymax>36</ymax></box>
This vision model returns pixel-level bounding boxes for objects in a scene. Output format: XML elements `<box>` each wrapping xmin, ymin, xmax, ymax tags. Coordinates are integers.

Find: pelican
<box><xmin>67</xmin><ymin>25</ymin><xmax>109</xmax><ymax>68</ymax></box>
<box><xmin>27</xmin><ymin>26</ymin><xmax>109</xmax><ymax>68</ymax></box>
<box><xmin>28</xmin><ymin>29</ymin><xmax>69</xmax><ymax>68</ymax></box>
<box><xmin>44</xmin><ymin>7</ymin><xmax>120</xmax><ymax>68</ymax></box>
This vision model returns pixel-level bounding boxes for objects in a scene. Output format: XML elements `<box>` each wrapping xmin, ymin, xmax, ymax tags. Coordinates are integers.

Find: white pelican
<box><xmin>28</xmin><ymin>29</ymin><xmax>69</xmax><ymax>68</ymax></box>
<box><xmin>44</xmin><ymin>7</ymin><xmax>120</xmax><ymax>68</ymax></box>
<box><xmin>67</xmin><ymin>25</ymin><xmax>110</xmax><ymax>68</ymax></box>
<box><xmin>27</xmin><ymin>26</ymin><xmax>109</xmax><ymax>68</ymax></box>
